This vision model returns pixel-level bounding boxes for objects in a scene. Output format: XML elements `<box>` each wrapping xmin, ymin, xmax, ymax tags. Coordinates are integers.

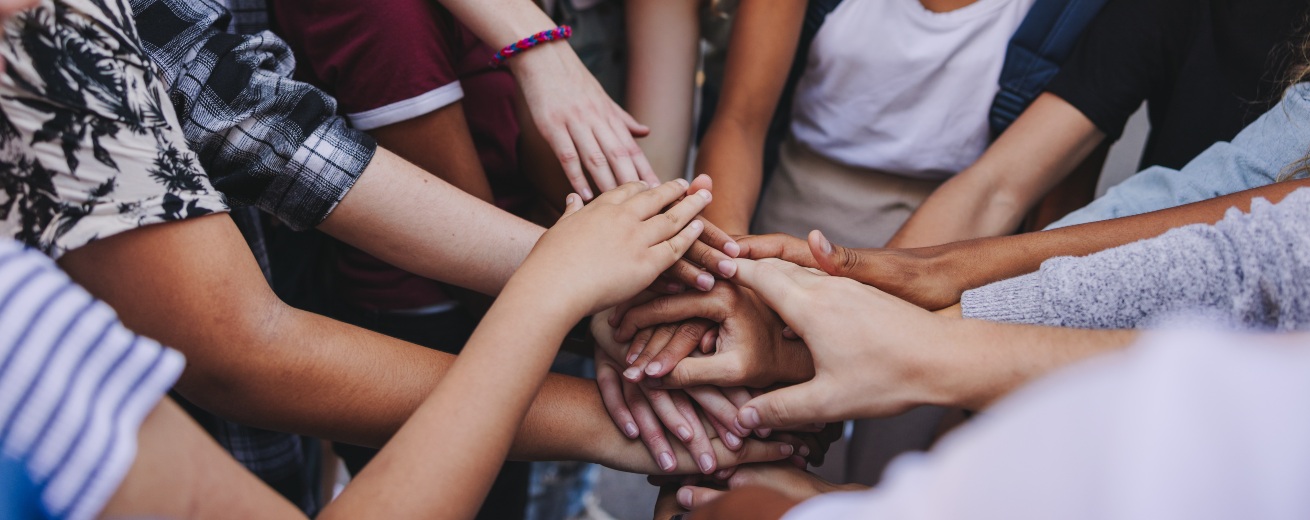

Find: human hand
<box><xmin>594</xmin><ymin>314</ymin><xmax>747</xmax><ymax>474</ymax></box>
<box><xmin>738</xmin><ymin>231</ymin><xmax>965</xmax><ymax>310</ymax></box>
<box><xmin>516</xmin><ymin>179</ymin><xmax>709</xmax><ymax>318</ymax></box>
<box><xmin>509</xmin><ymin>43</ymin><xmax>657</xmax><ymax>199</ymax></box>
<box><xmin>657</xmin><ymin>175</ymin><xmax>743</xmax><ymax>293</ymax></box>
<box><xmin>615</xmin><ymin>282</ymin><xmax>814</xmax><ymax>389</ymax></box>
<box><xmin>675</xmin><ymin>463</ymin><xmax>866</xmax><ymax>509</ymax></box>
<box><xmin>728</xmin><ymin>234</ymin><xmax>955</xmax><ymax>430</ymax></box>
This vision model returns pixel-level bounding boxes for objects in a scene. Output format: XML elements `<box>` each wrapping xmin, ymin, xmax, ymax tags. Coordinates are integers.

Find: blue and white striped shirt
<box><xmin>0</xmin><ymin>239</ymin><xmax>184</xmax><ymax>520</ymax></box>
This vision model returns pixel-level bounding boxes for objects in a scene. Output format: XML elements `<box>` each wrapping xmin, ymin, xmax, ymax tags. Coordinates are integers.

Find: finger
<box><xmin>644</xmin><ymin>189</ymin><xmax>712</xmax><ymax>241</ymax></box>
<box><xmin>686</xmin><ymin>239</ymin><xmax>738</xmax><ymax>279</ymax></box>
<box><xmin>621</xmin><ymin>178</ymin><xmax>689</xmax><ymax>219</ymax></box>
<box><xmin>659</xmin><ymin>353</ymin><xmax>751</xmax><ymax>389</ymax></box>
<box><xmin>561</xmin><ymin>192</ymin><xmax>584</xmax><ymax>218</ymax></box>
<box><xmin>615</xmin><ymin>102</ymin><xmax>651</xmax><ymax>136</ymax></box>
<box><xmin>626</xmin><ymin>382</ymin><xmax>678</xmax><ymax>472</ymax></box>
<box><xmin>568</xmin><ymin>121</ymin><xmax>618</xmax><ymax>192</ymax></box>
<box><xmin>644</xmin><ymin>275</ymin><xmax>689</xmax><ymax>296</ymax></box>
<box><xmin>664</xmin><ymin>259</ymin><xmax>716</xmax><ymax>292</ymax></box>
<box><xmin>724</xmin><ymin>387</ymin><xmax>754</xmax><ymax>409</ymax></box>
<box><xmin>646</xmin><ymin>320</ymin><xmax>712</xmax><ymax>378</ymax></box>
<box><xmin>669</xmin><ymin>391</ymin><xmax>718</xmax><ymax>474</ymax></box>
<box><xmin>655</xmin><ymin>219</ymin><xmax>706</xmax><ymax>272</ymax></box>
<box><xmin>737</xmin><ymin>233</ymin><xmax>818</xmax><ymax>266</ymax></box>
<box><xmin>686</xmin><ymin>386</ymin><xmax>750</xmax><ymax>440</ymax></box>
<box><xmin>644</xmin><ymin>387</ymin><xmax>699</xmax><ymax>449</ymax></box>
<box><xmin>617</xmin><ymin>291</ymin><xmax>730</xmax><ymax>341</ymax></box>
<box><xmin>677</xmin><ymin>486</ymin><xmax>725</xmax><ymax>510</ymax></box>
<box><xmin>729</xmin><ymin>259</ymin><xmax>810</xmax><ymax>325</ymax></box>
<box><xmin>597</xmin><ymin>362</ymin><xmax>640</xmax><ymax>439</ymax></box>
<box><xmin>542</xmin><ymin>126</ymin><xmax>595</xmax><ymax>200</ymax></box>
<box><xmin>701</xmin><ymin>327</ymin><xmax>719</xmax><ymax>354</ymax></box>
<box><xmin>717</xmin><ymin>438</ymin><xmax>795</xmax><ymax>469</ymax></box>
<box><xmin>626</xmin><ymin>325</ymin><xmax>677</xmax><ymax>381</ymax></box>
<box><xmin>593</xmin><ymin>179</ymin><xmax>652</xmax><ymax>205</ymax></box>
<box><xmin>766</xmin><ymin>432</ymin><xmax>819</xmax><ymax>465</ymax></box>
<box><xmin>738</xmin><ymin>383</ymin><xmax>830</xmax><ymax>431</ymax></box>
<box><xmin>808</xmin><ymin>229</ymin><xmax>860</xmax><ymax>278</ymax></box>
<box><xmin>606</xmin><ymin>114</ymin><xmax>658</xmax><ymax>186</ymax></box>
<box><xmin>624</xmin><ymin>326</ymin><xmax>656</xmax><ymax>366</ymax></box>
<box><xmin>704</xmin><ymin>414</ymin><xmax>742</xmax><ymax>452</ymax></box>
<box><xmin>593</xmin><ymin>122</ymin><xmax>641</xmax><ymax>185</ymax></box>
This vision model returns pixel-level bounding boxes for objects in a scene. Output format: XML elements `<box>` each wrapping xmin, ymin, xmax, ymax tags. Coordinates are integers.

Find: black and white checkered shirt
<box><xmin>131</xmin><ymin>0</ymin><xmax>376</xmax><ymax>231</ymax></box>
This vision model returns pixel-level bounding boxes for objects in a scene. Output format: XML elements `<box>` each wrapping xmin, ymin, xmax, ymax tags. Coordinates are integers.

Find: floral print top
<box><xmin>0</xmin><ymin>0</ymin><xmax>227</xmax><ymax>258</ymax></box>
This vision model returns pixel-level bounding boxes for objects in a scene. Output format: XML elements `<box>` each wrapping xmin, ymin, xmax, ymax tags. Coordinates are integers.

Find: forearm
<box><xmin>323</xmin><ymin>282</ymin><xmax>580</xmax><ymax>519</ymax></box>
<box><xmin>930</xmin><ymin>319</ymin><xmax>1138</xmax><ymax>410</ymax></box>
<box><xmin>697</xmin><ymin>0</ymin><xmax>806</xmax><ymax>234</ymax></box>
<box><xmin>888</xmin><ymin>93</ymin><xmax>1105</xmax><ymax>248</ymax></box>
<box><xmin>368</xmin><ymin>103</ymin><xmax>496</xmax><ymax>203</ymax></box>
<box><xmin>690</xmin><ymin>486</ymin><xmax>799</xmax><ymax>520</ymax></box>
<box><xmin>927</xmin><ymin>179</ymin><xmax>1310</xmax><ymax>294</ymax></box>
<box><xmin>625</xmin><ymin>0</ymin><xmax>700</xmax><ymax>182</ymax></box>
<box><xmin>318</xmin><ymin>147</ymin><xmax>543</xmax><ymax>296</ymax></box>
<box><xmin>696</xmin><ymin>122</ymin><xmax>766</xmax><ymax>234</ymax></box>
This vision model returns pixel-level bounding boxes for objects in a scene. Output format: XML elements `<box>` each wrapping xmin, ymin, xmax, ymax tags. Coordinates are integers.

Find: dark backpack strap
<box><xmin>989</xmin><ymin>0</ymin><xmax>1109</xmax><ymax>137</ymax></box>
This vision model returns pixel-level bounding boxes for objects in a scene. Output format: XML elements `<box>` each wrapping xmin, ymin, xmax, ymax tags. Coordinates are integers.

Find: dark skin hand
<box><xmin>739</xmin><ymin>179</ymin><xmax>1310</xmax><ymax>310</ymax></box>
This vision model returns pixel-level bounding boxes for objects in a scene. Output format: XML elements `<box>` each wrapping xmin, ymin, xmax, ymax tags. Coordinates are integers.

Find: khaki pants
<box><xmin>754</xmin><ymin>137</ymin><xmax>949</xmax><ymax>485</ymax></box>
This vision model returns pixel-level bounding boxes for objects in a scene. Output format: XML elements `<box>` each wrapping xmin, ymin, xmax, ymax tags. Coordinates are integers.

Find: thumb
<box><xmin>561</xmin><ymin>192</ymin><xmax>585</xmax><ymax>218</ymax></box>
<box><xmin>808</xmin><ymin>230</ymin><xmax>858</xmax><ymax>278</ymax></box>
<box><xmin>660</xmin><ymin>355</ymin><xmax>739</xmax><ymax>388</ymax></box>
<box><xmin>737</xmin><ymin>383</ymin><xmax>829</xmax><ymax>431</ymax></box>
<box><xmin>730</xmin><ymin>259</ymin><xmax>805</xmax><ymax>320</ymax></box>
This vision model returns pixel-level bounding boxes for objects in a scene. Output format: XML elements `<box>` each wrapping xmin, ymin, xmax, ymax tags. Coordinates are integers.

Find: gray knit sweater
<box><xmin>961</xmin><ymin>188</ymin><xmax>1310</xmax><ymax>331</ymax></box>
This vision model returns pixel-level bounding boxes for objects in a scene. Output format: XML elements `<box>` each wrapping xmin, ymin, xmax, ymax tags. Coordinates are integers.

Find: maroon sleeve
<box><xmin>270</xmin><ymin>0</ymin><xmax>469</xmax><ymax>129</ymax></box>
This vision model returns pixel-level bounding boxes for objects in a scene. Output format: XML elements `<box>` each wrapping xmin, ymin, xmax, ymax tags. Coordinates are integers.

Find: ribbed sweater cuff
<box><xmin>961</xmin><ymin>272</ymin><xmax>1048</xmax><ymax>324</ymax></box>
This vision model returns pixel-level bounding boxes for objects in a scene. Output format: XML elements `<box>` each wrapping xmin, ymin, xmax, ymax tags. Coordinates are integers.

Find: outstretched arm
<box><xmin>56</xmin><ymin>213</ymin><xmax>783</xmax><ymax>476</ymax></box>
<box><xmin>887</xmin><ymin>93</ymin><xmax>1105</xmax><ymax>248</ymax></box>
<box><xmin>742</xmin><ymin>179</ymin><xmax>1310</xmax><ymax>310</ymax></box>
<box><xmin>694</xmin><ymin>0</ymin><xmax>807</xmax><ymax>234</ymax></box>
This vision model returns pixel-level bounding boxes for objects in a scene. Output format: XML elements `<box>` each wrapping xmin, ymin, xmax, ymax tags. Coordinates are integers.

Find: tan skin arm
<box><xmin>56</xmin><ymin>214</ymin><xmax>766</xmax><ymax>473</ymax></box>
<box><xmin>625</xmin><ymin>0</ymin><xmax>700</xmax><ymax>182</ymax></box>
<box><xmin>689</xmin><ymin>486</ymin><xmax>799</xmax><ymax>520</ymax></box>
<box><xmin>887</xmin><ymin>93</ymin><xmax>1106</xmax><ymax>248</ymax></box>
<box><xmin>743</xmin><ymin>179</ymin><xmax>1310</xmax><ymax>310</ymax></box>
<box><xmin>694</xmin><ymin>0</ymin><xmax>807</xmax><ymax>234</ymax></box>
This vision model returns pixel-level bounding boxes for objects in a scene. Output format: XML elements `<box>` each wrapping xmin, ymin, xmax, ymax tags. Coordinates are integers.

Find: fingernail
<box><xmin>666</xmin><ymin>282</ymin><xmax>685</xmax><ymax>293</ymax></box>
<box><xmin>724</xmin><ymin>241</ymin><xmax>741</xmax><ymax>257</ymax></box>
<box><xmin>723</xmin><ymin>431</ymin><xmax>741</xmax><ymax>448</ymax></box>
<box><xmin>660</xmin><ymin>452</ymin><xmax>676</xmax><ymax>471</ymax></box>
<box><xmin>581</xmin><ymin>187</ymin><xmax>594</xmax><ymax>200</ymax></box>
<box><xmin>689</xmin><ymin>220</ymin><xmax>704</xmax><ymax>231</ymax></box>
<box><xmin>698</xmin><ymin>453</ymin><xmax>715</xmax><ymax>473</ymax></box>
<box><xmin>677</xmin><ymin>426</ymin><xmax>693</xmax><ymax>442</ymax></box>
<box><xmin>695</xmin><ymin>273</ymin><xmax>715</xmax><ymax>291</ymax></box>
<box><xmin>779</xmin><ymin>444</ymin><xmax>794</xmax><ymax>456</ymax></box>
<box><xmin>626</xmin><ymin>352</ymin><xmax>639</xmax><ymax>364</ymax></box>
<box><xmin>697</xmin><ymin>189</ymin><xmax>712</xmax><ymax>201</ymax></box>
<box><xmin>739</xmin><ymin>407</ymin><xmax>761</xmax><ymax>429</ymax></box>
<box><xmin>717</xmin><ymin>259</ymin><xmax>737</xmax><ymax>277</ymax></box>
<box><xmin>645</xmin><ymin>362</ymin><xmax>663</xmax><ymax>376</ymax></box>
<box><xmin>566</xmin><ymin>193</ymin><xmax>579</xmax><ymax>206</ymax></box>
<box><xmin>676</xmin><ymin>178</ymin><xmax>689</xmax><ymax>188</ymax></box>
<box><xmin>812</xmin><ymin>422</ymin><xmax>826</xmax><ymax>430</ymax></box>
<box><xmin>623</xmin><ymin>367</ymin><xmax>642</xmax><ymax>381</ymax></box>
<box><xmin>798</xmin><ymin>444</ymin><xmax>811</xmax><ymax>457</ymax></box>
<box><xmin>677</xmin><ymin>487</ymin><xmax>693</xmax><ymax>507</ymax></box>
<box><xmin>608</xmin><ymin>313</ymin><xmax>619</xmax><ymax>327</ymax></box>
<box><xmin>625</xmin><ymin>423</ymin><xmax>639</xmax><ymax>438</ymax></box>
<box><xmin>758</xmin><ymin>427</ymin><xmax>773</xmax><ymax>438</ymax></box>
<box><xmin>820</xmin><ymin>234</ymin><xmax>833</xmax><ymax>254</ymax></box>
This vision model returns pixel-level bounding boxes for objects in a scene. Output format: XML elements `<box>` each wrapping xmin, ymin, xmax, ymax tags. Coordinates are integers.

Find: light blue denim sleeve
<box><xmin>1047</xmin><ymin>83</ymin><xmax>1310</xmax><ymax>229</ymax></box>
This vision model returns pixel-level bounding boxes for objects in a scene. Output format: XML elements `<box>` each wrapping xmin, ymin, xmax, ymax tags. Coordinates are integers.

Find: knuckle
<box><xmin>586</xmin><ymin>151</ymin><xmax>609</xmax><ymax>168</ymax></box>
<box><xmin>557</xmin><ymin>149</ymin><xmax>580</xmax><ymax>164</ymax></box>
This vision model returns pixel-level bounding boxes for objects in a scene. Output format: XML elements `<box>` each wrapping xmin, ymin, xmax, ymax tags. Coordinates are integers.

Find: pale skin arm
<box><xmin>887</xmin><ymin>93</ymin><xmax>1106</xmax><ymax>248</ymax></box>
<box><xmin>694</xmin><ymin>0</ymin><xmax>807</xmax><ymax>234</ymax></box>
<box><xmin>741</xmin><ymin>179</ymin><xmax>1310</xmax><ymax>310</ymax></box>
<box><xmin>625</xmin><ymin>0</ymin><xmax>700</xmax><ymax>182</ymax></box>
<box><xmin>436</xmin><ymin>0</ymin><xmax>658</xmax><ymax>198</ymax></box>
<box><xmin>56</xmin><ymin>213</ymin><xmax>779</xmax><ymax>474</ymax></box>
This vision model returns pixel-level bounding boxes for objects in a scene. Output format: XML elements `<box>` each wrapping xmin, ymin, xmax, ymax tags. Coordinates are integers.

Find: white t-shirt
<box><xmin>790</xmin><ymin>0</ymin><xmax>1035</xmax><ymax>180</ymax></box>
<box><xmin>784</xmin><ymin>325</ymin><xmax>1310</xmax><ymax>520</ymax></box>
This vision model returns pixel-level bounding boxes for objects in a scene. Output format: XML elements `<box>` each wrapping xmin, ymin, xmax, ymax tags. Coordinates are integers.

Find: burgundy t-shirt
<box><xmin>272</xmin><ymin>0</ymin><xmax>530</xmax><ymax>310</ymax></box>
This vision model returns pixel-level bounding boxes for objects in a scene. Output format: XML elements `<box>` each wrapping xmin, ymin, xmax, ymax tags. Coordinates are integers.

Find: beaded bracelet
<box><xmin>490</xmin><ymin>25</ymin><xmax>574</xmax><ymax>68</ymax></box>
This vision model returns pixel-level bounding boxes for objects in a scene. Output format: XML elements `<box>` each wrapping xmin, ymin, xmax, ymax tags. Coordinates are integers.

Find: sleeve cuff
<box><xmin>961</xmin><ymin>272</ymin><xmax>1051</xmax><ymax>325</ymax></box>
<box><xmin>259</xmin><ymin>118</ymin><xmax>377</xmax><ymax>230</ymax></box>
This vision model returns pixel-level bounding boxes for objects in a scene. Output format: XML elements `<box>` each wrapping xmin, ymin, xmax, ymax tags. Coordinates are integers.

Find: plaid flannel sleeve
<box><xmin>130</xmin><ymin>0</ymin><xmax>377</xmax><ymax>230</ymax></box>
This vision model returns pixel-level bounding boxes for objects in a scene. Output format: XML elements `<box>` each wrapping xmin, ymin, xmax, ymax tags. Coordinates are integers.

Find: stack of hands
<box><xmin>594</xmin><ymin>191</ymin><xmax>979</xmax><ymax>516</ymax></box>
